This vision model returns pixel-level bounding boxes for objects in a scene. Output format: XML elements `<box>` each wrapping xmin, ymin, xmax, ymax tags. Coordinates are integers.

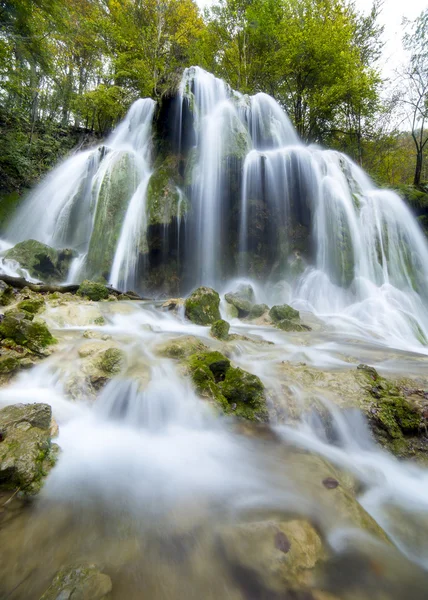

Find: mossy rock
<box><xmin>17</xmin><ymin>297</ymin><xmax>45</xmax><ymax>314</ymax></box>
<box><xmin>357</xmin><ymin>364</ymin><xmax>424</xmax><ymax>456</ymax></box>
<box><xmin>210</xmin><ymin>319</ymin><xmax>230</xmax><ymax>340</ymax></box>
<box><xmin>184</xmin><ymin>287</ymin><xmax>221</xmax><ymax>325</ymax></box>
<box><xmin>77</xmin><ymin>280</ymin><xmax>110</xmax><ymax>301</ymax></box>
<box><xmin>40</xmin><ymin>563</ymin><xmax>112</xmax><ymax>600</ymax></box>
<box><xmin>186</xmin><ymin>350</ymin><xmax>268</xmax><ymax>422</ymax></box>
<box><xmin>249</xmin><ymin>304</ymin><xmax>269</xmax><ymax>319</ymax></box>
<box><xmin>0</xmin><ymin>312</ymin><xmax>56</xmax><ymax>353</ymax></box>
<box><xmin>0</xmin><ymin>355</ymin><xmax>19</xmax><ymax>373</ymax></box>
<box><xmin>224</xmin><ymin>284</ymin><xmax>255</xmax><ymax>318</ymax></box>
<box><xmin>156</xmin><ymin>336</ymin><xmax>209</xmax><ymax>359</ymax></box>
<box><xmin>276</xmin><ymin>319</ymin><xmax>311</xmax><ymax>332</ymax></box>
<box><xmin>146</xmin><ymin>157</ymin><xmax>188</xmax><ymax>226</ymax></box>
<box><xmin>269</xmin><ymin>304</ymin><xmax>300</xmax><ymax>323</ymax></box>
<box><xmin>98</xmin><ymin>347</ymin><xmax>126</xmax><ymax>375</ymax></box>
<box><xmin>0</xmin><ymin>281</ymin><xmax>14</xmax><ymax>306</ymax></box>
<box><xmin>4</xmin><ymin>239</ymin><xmax>75</xmax><ymax>282</ymax></box>
<box><xmin>0</xmin><ymin>403</ymin><xmax>58</xmax><ymax>496</ymax></box>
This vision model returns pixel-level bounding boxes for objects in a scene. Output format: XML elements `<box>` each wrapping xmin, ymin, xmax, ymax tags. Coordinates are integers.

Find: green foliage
<box><xmin>17</xmin><ymin>298</ymin><xmax>45</xmax><ymax>314</ymax></box>
<box><xmin>77</xmin><ymin>280</ymin><xmax>110</xmax><ymax>301</ymax></box>
<box><xmin>0</xmin><ymin>311</ymin><xmax>56</xmax><ymax>353</ymax></box>
<box><xmin>184</xmin><ymin>287</ymin><xmax>221</xmax><ymax>325</ymax></box>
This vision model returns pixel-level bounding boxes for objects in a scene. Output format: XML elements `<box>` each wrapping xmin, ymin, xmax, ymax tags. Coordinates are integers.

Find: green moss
<box><xmin>94</xmin><ymin>316</ymin><xmax>106</xmax><ymax>325</ymax></box>
<box><xmin>17</xmin><ymin>298</ymin><xmax>45</xmax><ymax>314</ymax></box>
<box><xmin>157</xmin><ymin>336</ymin><xmax>209</xmax><ymax>359</ymax></box>
<box><xmin>98</xmin><ymin>347</ymin><xmax>125</xmax><ymax>374</ymax></box>
<box><xmin>210</xmin><ymin>319</ymin><xmax>230</xmax><ymax>340</ymax></box>
<box><xmin>224</xmin><ymin>293</ymin><xmax>253</xmax><ymax>317</ymax></box>
<box><xmin>186</xmin><ymin>350</ymin><xmax>268</xmax><ymax>422</ymax></box>
<box><xmin>146</xmin><ymin>157</ymin><xmax>188</xmax><ymax>227</ymax></box>
<box><xmin>77</xmin><ymin>280</ymin><xmax>109</xmax><ymax>301</ymax></box>
<box><xmin>0</xmin><ymin>281</ymin><xmax>14</xmax><ymax>306</ymax></box>
<box><xmin>184</xmin><ymin>287</ymin><xmax>221</xmax><ymax>325</ymax></box>
<box><xmin>269</xmin><ymin>304</ymin><xmax>300</xmax><ymax>323</ymax></box>
<box><xmin>5</xmin><ymin>239</ymin><xmax>74</xmax><ymax>282</ymax></box>
<box><xmin>249</xmin><ymin>304</ymin><xmax>269</xmax><ymax>319</ymax></box>
<box><xmin>276</xmin><ymin>319</ymin><xmax>311</xmax><ymax>332</ymax></box>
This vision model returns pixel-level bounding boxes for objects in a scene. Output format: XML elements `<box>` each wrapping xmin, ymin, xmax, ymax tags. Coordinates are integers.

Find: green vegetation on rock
<box><xmin>0</xmin><ymin>281</ymin><xmax>14</xmax><ymax>306</ymax></box>
<box><xmin>156</xmin><ymin>336</ymin><xmax>209</xmax><ymax>359</ymax></box>
<box><xmin>0</xmin><ymin>311</ymin><xmax>56</xmax><ymax>353</ymax></box>
<box><xmin>17</xmin><ymin>298</ymin><xmax>45</xmax><ymax>314</ymax></box>
<box><xmin>184</xmin><ymin>287</ymin><xmax>221</xmax><ymax>325</ymax></box>
<box><xmin>224</xmin><ymin>284</ymin><xmax>255</xmax><ymax>318</ymax></box>
<box><xmin>249</xmin><ymin>304</ymin><xmax>269</xmax><ymax>319</ymax></box>
<box><xmin>186</xmin><ymin>350</ymin><xmax>268</xmax><ymax>422</ymax></box>
<box><xmin>77</xmin><ymin>280</ymin><xmax>110</xmax><ymax>301</ymax></box>
<box><xmin>210</xmin><ymin>319</ymin><xmax>230</xmax><ymax>340</ymax></box>
<box><xmin>146</xmin><ymin>157</ymin><xmax>188</xmax><ymax>226</ymax></box>
<box><xmin>270</xmin><ymin>304</ymin><xmax>300</xmax><ymax>322</ymax></box>
<box><xmin>4</xmin><ymin>240</ymin><xmax>75</xmax><ymax>282</ymax></box>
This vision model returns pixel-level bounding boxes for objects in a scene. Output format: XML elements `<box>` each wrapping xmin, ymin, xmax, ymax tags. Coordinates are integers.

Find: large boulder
<box><xmin>0</xmin><ymin>403</ymin><xmax>59</xmax><ymax>496</ymax></box>
<box><xmin>186</xmin><ymin>350</ymin><xmax>268</xmax><ymax>422</ymax></box>
<box><xmin>210</xmin><ymin>319</ymin><xmax>230</xmax><ymax>340</ymax></box>
<box><xmin>269</xmin><ymin>304</ymin><xmax>311</xmax><ymax>332</ymax></box>
<box><xmin>5</xmin><ymin>240</ymin><xmax>75</xmax><ymax>283</ymax></box>
<box><xmin>0</xmin><ymin>281</ymin><xmax>14</xmax><ymax>306</ymax></box>
<box><xmin>40</xmin><ymin>563</ymin><xmax>112</xmax><ymax>600</ymax></box>
<box><xmin>184</xmin><ymin>287</ymin><xmax>221</xmax><ymax>325</ymax></box>
<box><xmin>77</xmin><ymin>280</ymin><xmax>110</xmax><ymax>302</ymax></box>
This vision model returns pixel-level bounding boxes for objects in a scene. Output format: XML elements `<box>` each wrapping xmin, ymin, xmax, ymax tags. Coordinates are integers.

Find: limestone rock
<box><xmin>248</xmin><ymin>303</ymin><xmax>269</xmax><ymax>319</ymax></box>
<box><xmin>5</xmin><ymin>239</ymin><xmax>75</xmax><ymax>283</ymax></box>
<box><xmin>156</xmin><ymin>335</ymin><xmax>208</xmax><ymax>359</ymax></box>
<box><xmin>210</xmin><ymin>319</ymin><xmax>230</xmax><ymax>340</ymax></box>
<box><xmin>225</xmin><ymin>284</ymin><xmax>255</xmax><ymax>318</ymax></box>
<box><xmin>0</xmin><ymin>311</ymin><xmax>56</xmax><ymax>354</ymax></box>
<box><xmin>77</xmin><ymin>280</ymin><xmax>110</xmax><ymax>302</ymax></box>
<box><xmin>0</xmin><ymin>281</ymin><xmax>14</xmax><ymax>306</ymax></box>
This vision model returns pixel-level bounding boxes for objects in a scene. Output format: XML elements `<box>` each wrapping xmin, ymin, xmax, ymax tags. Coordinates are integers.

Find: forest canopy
<box><xmin>0</xmin><ymin>0</ymin><xmax>427</xmax><ymax>193</ymax></box>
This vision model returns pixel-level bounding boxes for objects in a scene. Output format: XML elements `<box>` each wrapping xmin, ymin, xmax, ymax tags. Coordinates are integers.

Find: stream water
<box><xmin>0</xmin><ymin>297</ymin><xmax>428</xmax><ymax>599</ymax></box>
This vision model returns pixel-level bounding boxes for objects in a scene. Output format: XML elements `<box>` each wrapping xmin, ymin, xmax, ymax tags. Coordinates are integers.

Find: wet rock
<box><xmin>186</xmin><ymin>350</ymin><xmax>268</xmax><ymax>422</ymax></box>
<box><xmin>322</xmin><ymin>477</ymin><xmax>339</xmax><ymax>490</ymax></box>
<box><xmin>0</xmin><ymin>403</ymin><xmax>58</xmax><ymax>496</ymax></box>
<box><xmin>0</xmin><ymin>355</ymin><xmax>19</xmax><ymax>374</ymax></box>
<box><xmin>161</xmin><ymin>298</ymin><xmax>184</xmax><ymax>312</ymax></box>
<box><xmin>269</xmin><ymin>304</ymin><xmax>311</xmax><ymax>332</ymax></box>
<box><xmin>248</xmin><ymin>303</ymin><xmax>269</xmax><ymax>319</ymax></box>
<box><xmin>217</xmin><ymin>519</ymin><xmax>323</xmax><ymax>593</ymax></box>
<box><xmin>156</xmin><ymin>335</ymin><xmax>209</xmax><ymax>359</ymax></box>
<box><xmin>5</xmin><ymin>239</ymin><xmax>75</xmax><ymax>282</ymax></box>
<box><xmin>276</xmin><ymin>319</ymin><xmax>311</xmax><ymax>332</ymax></box>
<box><xmin>0</xmin><ymin>281</ymin><xmax>14</xmax><ymax>306</ymax></box>
<box><xmin>77</xmin><ymin>280</ymin><xmax>110</xmax><ymax>302</ymax></box>
<box><xmin>0</xmin><ymin>311</ymin><xmax>56</xmax><ymax>354</ymax></box>
<box><xmin>184</xmin><ymin>286</ymin><xmax>221</xmax><ymax>325</ymax></box>
<box><xmin>225</xmin><ymin>284</ymin><xmax>255</xmax><ymax>318</ymax></box>
<box><xmin>210</xmin><ymin>319</ymin><xmax>230</xmax><ymax>340</ymax></box>
<box><xmin>40</xmin><ymin>563</ymin><xmax>112</xmax><ymax>600</ymax></box>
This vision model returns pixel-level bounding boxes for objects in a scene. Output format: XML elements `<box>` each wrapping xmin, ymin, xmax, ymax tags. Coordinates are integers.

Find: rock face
<box><xmin>5</xmin><ymin>239</ymin><xmax>75</xmax><ymax>282</ymax></box>
<box><xmin>40</xmin><ymin>563</ymin><xmax>112</xmax><ymax>600</ymax></box>
<box><xmin>186</xmin><ymin>350</ymin><xmax>268</xmax><ymax>421</ymax></box>
<box><xmin>0</xmin><ymin>403</ymin><xmax>58</xmax><ymax>496</ymax></box>
<box><xmin>184</xmin><ymin>287</ymin><xmax>221</xmax><ymax>325</ymax></box>
<box><xmin>0</xmin><ymin>281</ymin><xmax>14</xmax><ymax>306</ymax></box>
<box><xmin>249</xmin><ymin>303</ymin><xmax>269</xmax><ymax>319</ymax></box>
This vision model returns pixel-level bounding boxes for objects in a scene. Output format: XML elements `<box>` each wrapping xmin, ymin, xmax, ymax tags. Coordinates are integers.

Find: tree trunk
<box><xmin>414</xmin><ymin>149</ymin><xmax>423</xmax><ymax>186</ymax></box>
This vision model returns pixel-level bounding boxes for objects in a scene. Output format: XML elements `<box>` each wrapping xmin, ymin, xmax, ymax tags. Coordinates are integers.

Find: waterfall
<box><xmin>4</xmin><ymin>66</ymin><xmax>428</xmax><ymax>348</ymax></box>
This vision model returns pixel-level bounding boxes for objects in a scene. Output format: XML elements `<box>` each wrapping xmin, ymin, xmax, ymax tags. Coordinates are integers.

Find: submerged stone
<box><xmin>156</xmin><ymin>335</ymin><xmax>209</xmax><ymax>359</ymax></box>
<box><xmin>0</xmin><ymin>403</ymin><xmax>58</xmax><ymax>496</ymax></box>
<box><xmin>210</xmin><ymin>319</ymin><xmax>230</xmax><ymax>340</ymax></box>
<box><xmin>249</xmin><ymin>303</ymin><xmax>269</xmax><ymax>319</ymax></box>
<box><xmin>77</xmin><ymin>280</ymin><xmax>110</xmax><ymax>302</ymax></box>
<box><xmin>184</xmin><ymin>287</ymin><xmax>221</xmax><ymax>325</ymax></box>
<box><xmin>40</xmin><ymin>563</ymin><xmax>112</xmax><ymax>600</ymax></box>
<box><xmin>98</xmin><ymin>347</ymin><xmax>126</xmax><ymax>374</ymax></box>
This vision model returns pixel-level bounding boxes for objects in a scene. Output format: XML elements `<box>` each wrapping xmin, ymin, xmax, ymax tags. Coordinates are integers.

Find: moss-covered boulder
<box><xmin>210</xmin><ymin>319</ymin><xmax>230</xmax><ymax>340</ymax></box>
<box><xmin>0</xmin><ymin>403</ymin><xmax>59</xmax><ymax>496</ymax></box>
<box><xmin>40</xmin><ymin>563</ymin><xmax>112</xmax><ymax>600</ymax></box>
<box><xmin>224</xmin><ymin>284</ymin><xmax>255</xmax><ymax>318</ymax></box>
<box><xmin>17</xmin><ymin>297</ymin><xmax>45</xmax><ymax>314</ymax></box>
<box><xmin>0</xmin><ymin>311</ymin><xmax>56</xmax><ymax>354</ymax></box>
<box><xmin>0</xmin><ymin>355</ymin><xmax>19</xmax><ymax>374</ymax></box>
<box><xmin>269</xmin><ymin>304</ymin><xmax>300</xmax><ymax>322</ymax></box>
<box><xmin>0</xmin><ymin>281</ymin><xmax>13</xmax><ymax>306</ymax></box>
<box><xmin>146</xmin><ymin>157</ymin><xmax>188</xmax><ymax>227</ymax></box>
<box><xmin>249</xmin><ymin>303</ymin><xmax>269</xmax><ymax>319</ymax></box>
<box><xmin>269</xmin><ymin>304</ymin><xmax>311</xmax><ymax>332</ymax></box>
<box><xmin>4</xmin><ymin>239</ymin><xmax>75</xmax><ymax>282</ymax></box>
<box><xmin>186</xmin><ymin>350</ymin><xmax>268</xmax><ymax>421</ymax></box>
<box><xmin>77</xmin><ymin>280</ymin><xmax>110</xmax><ymax>301</ymax></box>
<box><xmin>98</xmin><ymin>347</ymin><xmax>126</xmax><ymax>375</ymax></box>
<box><xmin>184</xmin><ymin>287</ymin><xmax>221</xmax><ymax>325</ymax></box>
<box><xmin>156</xmin><ymin>336</ymin><xmax>208</xmax><ymax>359</ymax></box>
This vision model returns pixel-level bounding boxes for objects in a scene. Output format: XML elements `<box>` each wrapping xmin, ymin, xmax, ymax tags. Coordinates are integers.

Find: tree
<box><xmin>400</xmin><ymin>8</ymin><xmax>428</xmax><ymax>186</ymax></box>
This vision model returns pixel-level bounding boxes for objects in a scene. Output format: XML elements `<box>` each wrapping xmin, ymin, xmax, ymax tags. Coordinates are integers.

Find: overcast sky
<box><xmin>195</xmin><ymin>0</ymin><xmax>426</xmax><ymax>80</ymax></box>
